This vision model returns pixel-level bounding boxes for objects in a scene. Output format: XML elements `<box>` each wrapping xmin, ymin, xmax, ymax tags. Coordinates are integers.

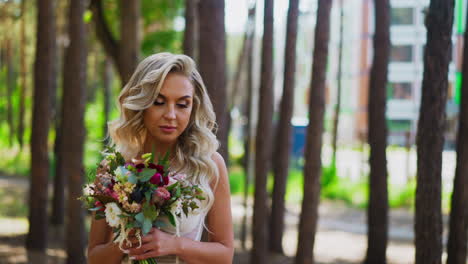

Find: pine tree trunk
<box><xmin>415</xmin><ymin>0</ymin><xmax>455</xmax><ymax>263</ymax></box>
<box><xmin>183</xmin><ymin>0</ymin><xmax>198</xmax><ymax>59</ymax></box>
<box><xmin>62</xmin><ymin>0</ymin><xmax>88</xmax><ymax>262</ymax></box>
<box><xmin>6</xmin><ymin>37</ymin><xmax>15</xmax><ymax>147</ymax></box>
<box><xmin>240</xmin><ymin>1</ymin><xmax>257</xmax><ymax>250</ymax></box>
<box><xmin>26</xmin><ymin>0</ymin><xmax>56</xmax><ymax>257</ymax></box>
<box><xmin>198</xmin><ymin>0</ymin><xmax>228</xmax><ymax>162</ymax></box>
<box><xmin>103</xmin><ymin>57</ymin><xmax>113</xmax><ymax>147</ymax></box>
<box><xmin>89</xmin><ymin>0</ymin><xmax>140</xmax><ymax>86</ymax></box>
<box><xmin>270</xmin><ymin>0</ymin><xmax>299</xmax><ymax>254</ymax></box>
<box><xmin>446</xmin><ymin>2</ymin><xmax>468</xmax><ymax>263</ymax></box>
<box><xmin>295</xmin><ymin>1</ymin><xmax>332</xmax><ymax>264</ymax></box>
<box><xmin>364</xmin><ymin>0</ymin><xmax>390</xmax><ymax>263</ymax></box>
<box><xmin>51</xmin><ymin>0</ymin><xmax>68</xmax><ymax>228</ymax></box>
<box><xmin>119</xmin><ymin>0</ymin><xmax>140</xmax><ymax>85</ymax></box>
<box><xmin>331</xmin><ymin>0</ymin><xmax>344</xmax><ymax>164</ymax></box>
<box><xmin>18</xmin><ymin>0</ymin><xmax>27</xmax><ymax>148</ymax></box>
<box><xmin>251</xmin><ymin>0</ymin><xmax>274</xmax><ymax>263</ymax></box>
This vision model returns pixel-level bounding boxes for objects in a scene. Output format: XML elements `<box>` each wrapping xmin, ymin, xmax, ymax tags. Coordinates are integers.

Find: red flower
<box><xmin>150</xmin><ymin>173</ymin><xmax>163</xmax><ymax>185</ymax></box>
<box><xmin>148</xmin><ymin>163</ymin><xmax>165</xmax><ymax>174</ymax></box>
<box><xmin>135</xmin><ymin>163</ymin><xmax>145</xmax><ymax>172</ymax></box>
<box><xmin>94</xmin><ymin>201</ymin><xmax>105</xmax><ymax>211</ymax></box>
<box><xmin>149</xmin><ymin>172</ymin><xmax>169</xmax><ymax>187</ymax></box>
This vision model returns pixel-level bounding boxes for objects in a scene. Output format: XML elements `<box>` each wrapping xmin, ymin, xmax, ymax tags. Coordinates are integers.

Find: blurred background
<box><xmin>0</xmin><ymin>0</ymin><xmax>466</xmax><ymax>263</ymax></box>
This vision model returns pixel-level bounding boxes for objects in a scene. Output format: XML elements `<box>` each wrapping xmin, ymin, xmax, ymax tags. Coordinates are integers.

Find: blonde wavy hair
<box><xmin>108</xmin><ymin>52</ymin><xmax>220</xmax><ymax>215</ymax></box>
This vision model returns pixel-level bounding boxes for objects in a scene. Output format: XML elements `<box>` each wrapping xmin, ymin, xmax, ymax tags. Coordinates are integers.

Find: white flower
<box><xmin>105</xmin><ymin>202</ymin><xmax>122</xmax><ymax>228</ymax></box>
<box><xmin>170</xmin><ymin>200</ymin><xmax>183</xmax><ymax>217</ymax></box>
<box><xmin>83</xmin><ymin>184</ymin><xmax>94</xmax><ymax>196</ymax></box>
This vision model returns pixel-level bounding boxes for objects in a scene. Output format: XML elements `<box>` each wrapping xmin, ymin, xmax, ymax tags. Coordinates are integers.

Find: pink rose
<box><xmin>155</xmin><ymin>187</ymin><xmax>171</xmax><ymax>200</ymax></box>
<box><xmin>152</xmin><ymin>187</ymin><xmax>171</xmax><ymax>205</ymax></box>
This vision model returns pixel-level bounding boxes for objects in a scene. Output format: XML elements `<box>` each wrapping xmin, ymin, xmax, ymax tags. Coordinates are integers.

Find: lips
<box><xmin>160</xmin><ymin>126</ymin><xmax>177</xmax><ymax>133</ymax></box>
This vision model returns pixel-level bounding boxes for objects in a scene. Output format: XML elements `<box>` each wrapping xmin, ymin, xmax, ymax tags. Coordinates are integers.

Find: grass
<box><xmin>0</xmin><ymin>186</ymin><xmax>28</xmax><ymax>218</ymax></box>
<box><xmin>228</xmin><ymin>162</ymin><xmax>453</xmax><ymax>211</ymax></box>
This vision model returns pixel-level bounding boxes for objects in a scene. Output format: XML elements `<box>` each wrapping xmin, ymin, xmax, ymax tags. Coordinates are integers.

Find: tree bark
<box><xmin>119</xmin><ymin>0</ymin><xmax>140</xmax><ymax>85</ymax></box>
<box><xmin>269</xmin><ymin>0</ymin><xmax>299</xmax><ymax>254</ymax></box>
<box><xmin>62</xmin><ymin>0</ymin><xmax>88</xmax><ymax>262</ymax></box>
<box><xmin>295</xmin><ymin>1</ymin><xmax>332</xmax><ymax>264</ymax></box>
<box><xmin>228</xmin><ymin>3</ymin><xmax>256</xmax><ymax>111</ymax></box>
<box><xmin>18</xmin><ymin>0</ymin><xmax>27</xmax><ymax>148</ymax></box>
<box><xmin>446</xmin><ymin>2</ymin><xmax>468</xmax><ymax>263</ymax></box>
<box><xmin>331</xmin><ymin>0</ymin><xmax>344</xmax><ymax>164</ymax></box>
<box><xmin>89</xmin><ymin>0</ymin><xmax>140</xmax><ymax>86</ymax></box>
<box><xmin>198</xmin><ymin>0</ymin><xmax>228</xmax><ymax>162</ymax></box>
<box><xmin>251</xmin><ymin>0</ymin><xmax>274</xmax><ymax>263</ymax></box>
<box><xmin>51</xmin><ymin>0</ymin><xmax>68</xmax><ymax>228</ymax></box>
<box><xmin>183</xmin><ymin>0</ymin><xmax>198</xmax><ymax>59</ymax></box>
<box><xmin>364</xmin><ymin>0</ymin><xmax>390</xmax><ymax>263</ymax></box>
<box><xmin>415</xmin><ymin>0</ymin><xmax>454</xmax><ymax>264</ymax></box>
<box><xmin>103</xmin><ymin>56</ymin><xmax>113</xmax><ymax>147</ymax></box>
<box><xmin>241</xmin><ymin>1</ymin><xmax>257</xmax><ymax>250</ymax></box>
<box><xmin>6</xmin><ymin>37</ymin><xmax>15</xmax><ymax>147</ymax></box>
<box><xmin>26</xmin><ymin>0</ymin><xmax>56</xmax><ymax>256</ymax></box>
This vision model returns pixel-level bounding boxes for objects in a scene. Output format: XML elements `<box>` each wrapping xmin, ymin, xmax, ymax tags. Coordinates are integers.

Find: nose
<box><xmin>163</xmin><ymin>104</ymin><xmax>176</xmax><ymax>120</ymax></box>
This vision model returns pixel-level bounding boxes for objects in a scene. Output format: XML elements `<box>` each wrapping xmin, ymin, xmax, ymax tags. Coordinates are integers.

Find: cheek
<box><xmin>143</xmin><ymin>108</ymin><xmax>160</xmax><ymax>127</ymax></box>
<box><xmin>179</xmin><ymin>109</ymin><xmax>193</xmax><ymax>129</ymax></box>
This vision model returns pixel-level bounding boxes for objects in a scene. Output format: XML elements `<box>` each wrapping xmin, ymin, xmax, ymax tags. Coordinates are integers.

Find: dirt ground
<box><xmin>0</xmin><ymin>175</ymin><xmax>450</xmax><ymax>264</ymax></box>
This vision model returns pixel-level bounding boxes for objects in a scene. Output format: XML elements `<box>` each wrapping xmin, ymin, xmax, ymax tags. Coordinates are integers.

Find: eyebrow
<box><xmin>157</xmin><ymin>93</ymin><xmax>192</xmax><ymax>100</ymax></box>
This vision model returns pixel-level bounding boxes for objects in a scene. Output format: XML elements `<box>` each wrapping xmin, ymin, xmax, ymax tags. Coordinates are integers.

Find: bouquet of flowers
<box><xmin>81</xmin><ymin>146</ymin><xmax>205</xmax><ymax>264</ymax></box>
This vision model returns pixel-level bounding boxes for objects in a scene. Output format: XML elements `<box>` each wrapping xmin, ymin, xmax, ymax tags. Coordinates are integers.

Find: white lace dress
<box><xmin>122</xmin><ymin>196</ymin><xmax>208</xmax><ymax>264</ymax></box>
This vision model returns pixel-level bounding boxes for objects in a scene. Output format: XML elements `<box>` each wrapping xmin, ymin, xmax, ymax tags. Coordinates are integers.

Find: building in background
<box><xmin>291</xmin><ymin>0</ymin><xmax>464</xmax><ymax>148</ymax></box>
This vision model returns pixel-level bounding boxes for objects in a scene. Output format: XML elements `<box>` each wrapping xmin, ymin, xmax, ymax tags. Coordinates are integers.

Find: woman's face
<box><xmin>143</xmin><ymin>73</ymin><xmax>194</xmax><ymax>146</ymax></box>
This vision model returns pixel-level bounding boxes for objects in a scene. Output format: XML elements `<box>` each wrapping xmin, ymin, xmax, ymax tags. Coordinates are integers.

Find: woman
<box><xmin>87</xmin><ymin>53</ymin><xmax>234</xmax><ymax>264</ymax></box>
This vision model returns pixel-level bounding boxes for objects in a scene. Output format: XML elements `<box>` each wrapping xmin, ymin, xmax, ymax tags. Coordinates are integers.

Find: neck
<box><xmin>142</xmin><ymin>136</ymin><xmax>175</xmax><ymax>162</ymax></box>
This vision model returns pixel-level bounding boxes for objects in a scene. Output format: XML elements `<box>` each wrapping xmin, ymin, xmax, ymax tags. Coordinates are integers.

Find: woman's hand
<box><xmin>123</xmin><ymin>228</ymin><xmax>181</xmax><ymax>261</ymax></box>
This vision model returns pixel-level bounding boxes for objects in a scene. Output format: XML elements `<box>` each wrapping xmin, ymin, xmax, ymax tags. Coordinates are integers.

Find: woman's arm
<box><xmin>87</xmin><ymin>213</ymin><xmax>126</xmax><ymax>264</ymax></box>
<box><xmin>128</xmin><ymin>152</ymin><xmax>234</xmax><ymax>264</ymax></box>
<box><xmin>176</xmin><ymin>152</ymin><xmax>234</xmax><ymax>264</ymax></box>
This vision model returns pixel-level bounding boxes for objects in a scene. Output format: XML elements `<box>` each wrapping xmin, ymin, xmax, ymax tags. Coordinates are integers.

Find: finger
<box><xmin>128</xmin><ymin>242</ymin><xmax>154</xmax><ymax>256</ymax></box>
<box><xmin>129</xmin><ymin>250</ymin><xmax>161</xmax><ymax>261</ymax></box>
<box><xmin>127</xmin><ymin>233</ymin><xmax>154</xmax><ymax>245</ymax></box>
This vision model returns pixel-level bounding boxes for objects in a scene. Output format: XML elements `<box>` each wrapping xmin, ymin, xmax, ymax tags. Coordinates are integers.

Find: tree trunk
<box><xmin>198</xmin><ymin>0</ymin><xmax>228</xmax><ymax>162</ymax></box>
<box><xmin>89</xmin><ymin>0</ymin><xmax>140</xmax><ymax>86</ymax></box>
<box><xmin>269</xmin><ymin>0</ymin><xmax>299</xmax><ymax>254</ymax></box>
<box><xmin>26</xmin><ymin>0</ymin><xmax>56</xmax><ymax>257</ymax></box>
<box><xmin>18</xmin><ymin>0</ymin><xmax>27</xmax><ymax>148</ymax></box>
<box><xmin>415</xmin><ymin>0</ymin><xmax>454</xmax><ymax>263</ymax></box>
<box><xmin>251</xmin><ymin>0</ymin><xmax>274</xmax><ymax>263</ymax></box>
<box><xmin>295</xmin><ymin>1</ymin><xmax>332</xmax><ymax>264</ymax></box>
<box><xmin>183</xmin><ymin>0</ymin><xmax>198</xmax><ymax>59</ymax></box>
<box><xmin>119</xmin><ymin>0</ymin><xmax>140</xmax><ymax>85</ymax></box>
<box><xmin>241</xmin><ymin>1</ymin><xmax>257</xmax><ymax>250</ymax></box>
<box><xmin>103</xmin><ymin>56</ymin><xmax>113</xmax><ymax>146</ymax></box>
<box><xmin>331</xmin><ymin>0</ymin><xmax>344</xmax><ymax>164</ymax></box>
<box><xmin>228</xmin><ymin>2</ymin><xmax>256</xmax><ymax>111</ymax></box>
<box><xmin>446</xmin><ymin>2</ymin><xmax>468</xmax><ymax>263</ymax></box>
<box><xmin>62</xmin><ymin>0</ymin><xmax>88</xmax><ymax>262</ymax></box>
<box><xmin>364</xmin><ymin>0</ymin><xmax>390</xmax><ymax>263</ymax></box>
<box><xmin>6</xmin><ymin>37</ymin><xmax>15</xmax><ymax>147</ymax></box>
<box><xmin>51</xmin><ymin>0</ymin><xmax>68</xmax><ymax>228</ymax></box>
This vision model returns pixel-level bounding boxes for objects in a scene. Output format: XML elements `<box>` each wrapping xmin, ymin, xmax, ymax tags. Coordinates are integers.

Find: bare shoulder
<box><xmin>210</xmin><ymin>152</ymin><xmax>229</xmax><ymax>189</ymax></box>
<box><xmin>211</xmin><ymin>152</ymin><xmax>226</xmax><ymax>168</ymax></box>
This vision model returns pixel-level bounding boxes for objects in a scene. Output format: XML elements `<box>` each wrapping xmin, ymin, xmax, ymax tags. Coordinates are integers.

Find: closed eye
<box><xmin>177</xmin><ymin>104</ymin><xmax>189</xmax><ymax>108</ymax></box>
<box><xmin>153</xmin><ymin>101</ymin><xmax>164</xmax><ymax>106</ymax></box>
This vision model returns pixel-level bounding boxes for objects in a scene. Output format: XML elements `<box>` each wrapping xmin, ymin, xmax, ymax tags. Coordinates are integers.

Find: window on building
<box><xmin>387</xmin><ymin>82</ymin><xmax>413</xmax><ymax>100</ymax></box>
<box><xmin>391</xmin><ymin>45</ymin><xmax>413</xmax><ymax>62</ymax></box>
<box><xmin>387</xmin><ymin>120</ymin><xmax>412</xmax><ymax>133</ymax></box>
<box><xmin>391</xmin><ymin>7</ymin><xmax>414</xmax><ymax>25</ymax></box>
